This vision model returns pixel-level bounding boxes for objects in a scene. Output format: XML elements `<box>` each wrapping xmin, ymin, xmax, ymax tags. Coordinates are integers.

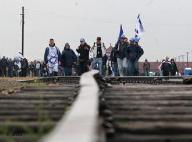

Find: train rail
<box><xmin>100</xmin><ymin>77</ymin><xmax>192</xmax><ymax>142</ymax></box>
<box><xmin>1</xmin><ymin>74</ymin><xmax>192</xmax><ymax>142</ymax></box>
<box><xmin>105</xmin><ymin>76</ymin><xmax>184</xmax><ymax>85</ymax></box>
<box><xmin>0</xmin><ymin>77</ymin><xmax>80</xmax><ymax>142</ymax></box>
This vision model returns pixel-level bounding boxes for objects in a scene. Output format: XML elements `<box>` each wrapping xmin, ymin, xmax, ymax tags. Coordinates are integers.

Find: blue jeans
<box><xmin>112</xmin><ymin>62</ymin><xmax>118</xmax><ymax>76</ymax></box>
<box><xmin>35</xmin><ymin>69</ymin><xmax>41</xmax><ymax>77</ymax></box>
<box><xmin>91</xmin><ymin>58</ymin><xmax>103</xmax><ymax>75</ymax></box>
<box><xmin>117</xmin><ymin>58</ymin><xmax>128</xmax><ymax>76</ymax></box>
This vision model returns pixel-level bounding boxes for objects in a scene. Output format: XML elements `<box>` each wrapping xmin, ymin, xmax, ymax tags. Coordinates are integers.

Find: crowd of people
<box><xmin>0</xmin><ymin>36</ymin><xmax>181</xmax><ymax>78</ymax></box>
<box><xmin>0</xmin><ymin>56</ymin><xmax>47</xmax><ymax>77</ymax></box>
<box><xmin>142</xmin><ymin>57</ymin><xmax>179</xmax><ymax>77</ymax></box>
<box><xmin>44</xmin><ymin>36</ymin><xmax>144</xmax><ymax>77</ymax></box>
<box><xmin>159</xmin><ymin>57</ymin><xmax>179</xmax><ymax>76</ymax></box>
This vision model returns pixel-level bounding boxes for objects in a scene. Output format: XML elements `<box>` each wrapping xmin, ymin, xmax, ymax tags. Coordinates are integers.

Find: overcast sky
<box><xmin>0</xmin><ymin>0</ymin><xmax>192</xmax><ymax>61</ymax></box>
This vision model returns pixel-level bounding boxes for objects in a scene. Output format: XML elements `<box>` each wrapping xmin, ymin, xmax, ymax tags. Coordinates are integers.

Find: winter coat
<box><xmin>127</xmin><ymin>45</ymin><xmax>144</xmax><ymax>62</ymax></box>
<box><xmin>21</xmin><ymin>58</ymin><xmax>28</xmax><ymax>69</ymax></box>
<box><xmin>110</xmin><ymin>48</ymin><xmax>118</xmax><ymax>63</ymax></box>
<box><xmin>61</xmin><ymin>48</ymin><xmax>77</xmax><ymax>67</ymax></box>
<box><xmin>76</xmin><ymin>43</ymin><xmax>90</xmax><ymax>63</ymax></box>
<box><xmin>1</xmin><ymin>58</ymin><xmax>7</xmax><ymax>67</ymax></box>
<box><xmin>170</xmin><ymin>62</ymin><xmax>178</xmax><ymax>76</ymax></box>
<box><xmin>115</xmin><ymin>42</ymin><xmax>129</xmax><ymax>59</ymax></box>
<box><xmin>161</xmin><ymin>61</ymin><xmax>172</xmax><ymax>73</ymax></box>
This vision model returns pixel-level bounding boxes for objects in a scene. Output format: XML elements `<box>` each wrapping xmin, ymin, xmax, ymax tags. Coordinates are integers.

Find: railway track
<box><xmin>0</xmin><ymin>77</ymin><xmax>80</xmax><ymax>142</ymax></box>
<box><xmin>1</xmin><ymin>74</ymin><xmax>192</xmax><ymax>142</ymax></box>
<box><xmin>100</xmin><ymin>77</ymin><xmax>192</xmax><ymax>142</ymax></box>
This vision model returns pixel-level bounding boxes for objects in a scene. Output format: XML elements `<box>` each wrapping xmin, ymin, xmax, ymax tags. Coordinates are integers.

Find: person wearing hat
<box><xmin>134</xmin><ymin>36</ymin><xmax>141</xmax><ymax>43</ymax></box>
<box><xmin>44</xmin><ymin>39</ymin><xmax>61</xmax><ymax>76</ymax></box>
<box><xmin>76</xmin><ymin>38</ymin><xmax>91</xmax><ymax>75</ymax></box>
<box><xmin>127</xmin><ymin>37</ymin><xmax>144</xmax><ymax>76</ymax></box>
<box><xmin>115</xmin><ymin>35</ymin><xmax>129</xmax><ymax>76</ymax></box>
<box><xmin>90</xmin><ymin>37</ymin><xmax>106</xmax><ymax>75</ymax></box>
<box><xmin>61</xmin><ymin>43</ymin><xmax>77</xmax><ymax>76</ymax></box>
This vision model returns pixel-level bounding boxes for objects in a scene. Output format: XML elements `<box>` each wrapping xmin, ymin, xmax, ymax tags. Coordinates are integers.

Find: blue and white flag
<box><xmin>118</xmin><ymin>24</ymin><xmax>124</xmax><ymax>41</ymax></box>
<box><xmin>135</xmin><ymin>14</ymin><xmax>144</xmax><ymax>37</ymax></box>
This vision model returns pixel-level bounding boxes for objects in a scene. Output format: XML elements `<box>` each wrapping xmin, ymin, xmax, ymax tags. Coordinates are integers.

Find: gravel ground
<box><xmin>0</xmin><ymin>78</ymin><xmax>37</xmax><ymax>95</ymax></box>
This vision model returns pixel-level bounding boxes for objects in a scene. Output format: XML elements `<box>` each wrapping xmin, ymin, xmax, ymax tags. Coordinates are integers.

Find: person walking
<box><xmin>115</xmin><ymin>35</ymin><xmax>129</xmax><ymax>76</ymax></box>
<box><xmin>102</xmin><ymin>53</ymin><xmax>108</xmax><ymax>76</ymax></box>
<box><xmin>21</xmin><ymin>58</ymin><xmax>28</xmax><ymax>77</ymax></box>
<box><xmin>76</xmin><ymin>38</ymin><xmax>91</xmax><ymax>75</ymax></box>
<box><xmin>7</xmin><ymin>59</ymin><xmax>14</xmax><ymax>77</ymax></box>
<box><xmin>161</xmin><ymin>57</ymin><xmax>172</xmax><ymax>76</ymax></box>
<box><xmin>170</xmin><ymin>58</ymin><xmax>178</xmax><ymax>76</ymax></box>
<box><xmin>143</xmin><ymin>59</ymin><xmax>150</xmax><ymax>76</ymax></box>
<box><xmin>90</xmin><ymin>37</ymin><xmax>106</xmax><ymax>75</ymax></box>
<box><xmin>110</xmin><ymin>47</ymin><xmax>119</xmax><ymax>76</ymax></box>
<box><xmin>1</xmin><ymin>56</ymin><xmax>7</xmax><ymax>77</ymax></box>
<box><xmin>44</xmin><ymin>39</ymin><xmax>61</xmax><ymax>76</ymax></box>
<box><xmin>127</xmin><ymin>37</ymin><xmax>144</xmax><ymax>76</ymax></box>
<box><xmin>61</xmin><ymin>43</ymin><xmax>77</xmax><ymax>76</ymax></box>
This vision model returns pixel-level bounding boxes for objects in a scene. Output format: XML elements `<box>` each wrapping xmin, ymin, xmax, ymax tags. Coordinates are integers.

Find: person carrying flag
<box><xmin>126</xmin><ymin>14</ymin><xmax>144</xmax><ymax>76</ymax></box>
<box><xmin>127</xmin><ymin>37</ymin><xmax>144</xmax><ymax>76</ymax></box>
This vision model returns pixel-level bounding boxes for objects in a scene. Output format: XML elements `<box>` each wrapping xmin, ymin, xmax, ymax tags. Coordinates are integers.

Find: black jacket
<box><xmin>161</xmin><ymin>61</ymin><xmax>172</xmax><ymax>73</ymax></box>
<box><xmin>76</xmin><ymin>43</ymin><xmax>90</xmax><ymax>62</ymax></box>
<box><xmin>61</xmin><ymin>48</ymin><xmax>77</xmax><ymax>67</ymax></box>
<box><xmin>0</xmin><ymin>58</ymin><xmax>7</xmax><ymax>67</ymax></box>
<box><xmin>21</xmin><ymin>58</ymin><xmax>28</xmax><ymax>70</ymax></box>
<box><xmin>114</xmin><ymin>42</ymin><xmax>129</xmax><ymax>59</ymax></box>
<box><xmin>110</xmin><ymin>48</ymin><xmax>118</xmax><ymax>63</ymax></box>
<box><xmin>170</xmin><ymin>62</ymin><xmax>178</xmax><ymax>75</ymax></box>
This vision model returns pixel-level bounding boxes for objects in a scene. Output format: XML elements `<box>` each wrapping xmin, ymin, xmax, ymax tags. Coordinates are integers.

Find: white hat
<box><xmin>80</xmin><ymin>38</ymin><xmax>85</xmax><ymax>42</ymax></box>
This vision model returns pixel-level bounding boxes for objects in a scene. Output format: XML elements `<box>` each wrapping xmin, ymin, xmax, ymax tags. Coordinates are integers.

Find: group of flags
<box><xmin>118</xmin><ymin>14</ymin><xmax>145</xmax><ymax>41</ymax></box>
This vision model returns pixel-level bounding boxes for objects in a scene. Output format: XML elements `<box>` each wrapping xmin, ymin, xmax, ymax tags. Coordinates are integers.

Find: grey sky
<box><xmin>0</xmin><ymin>0</ymin><xmax>192</xmax><ymax>61</ymax></box>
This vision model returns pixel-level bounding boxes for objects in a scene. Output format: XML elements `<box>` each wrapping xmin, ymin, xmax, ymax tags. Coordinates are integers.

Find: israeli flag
<box><xmin>135</xmin><ymin>14</ymin><xmax>144</xmax><ymax>37</ymax></box>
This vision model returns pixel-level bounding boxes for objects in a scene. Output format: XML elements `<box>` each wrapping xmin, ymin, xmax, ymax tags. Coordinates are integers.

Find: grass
<box><xmin>0</xmin><ymin>102</ymin><xmax>56</xmax><ymax>142</ymax></box>
<box><xmin>0</xmin><ymin>78</ymin><xmax>73</xmax><ymax>142</ymax></box>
